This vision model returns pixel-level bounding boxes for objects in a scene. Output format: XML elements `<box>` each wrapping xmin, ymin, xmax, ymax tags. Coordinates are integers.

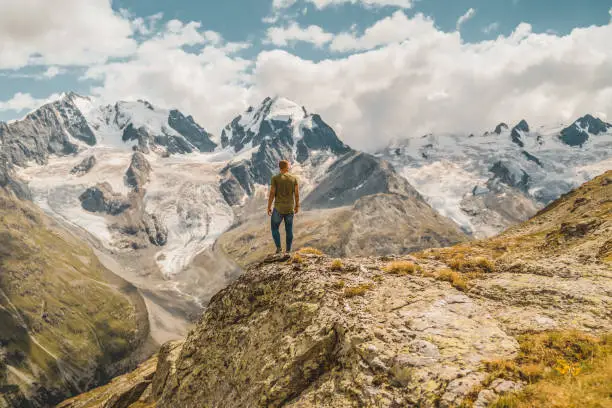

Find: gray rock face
<box><xmin>0</xmin><ymin>95</ymin><xmax>89</xmax><ymax>167</ymax></box>
<box><xmin>153</xmin><ymin>255</ymin><xmax>519</xmax><ymax>408</ymax></box>
<box><xmin>303</xmin><ymin>151</ymin><xmax>421</xmax><ymax>210</ymax></box>
<box><xmin>168</xmin><ymin>110</ymin><xmax>217</xmax><ymax>152</ymax></box>
<box><xmin>0</xmin><ymin>153</ymin><xmax>31</xmax><ymax>200</ymax></box>
<box><xmin>494</xmin><ymin>122</ymin><xmax>509</xmax><ymax>134</ymax></box>
<box><xmin>220</xmin><ymin>136</ymin><xmax>295</xmax><ymax>206</ymax></box>
<box><xmin>559</xmin><ymin>114</ymin><xmax>612</xmax><ymax>147</ymax></box>
<box><xmin>79</xmin><ymin>183</ymin><xmax>131</xmax><ymax>215</ymax></box>
<box><xmin>125</xmin><ymin>152</ymin><xmax>152</xmax><ymax>192</ymax></box>
<box><xmin>219</xmin><ymin>97</ymin><xmax>354</xmax><ymax>206</ymax></box>
<box><xmin>71</xmin><ymin>155</ymin><xmax>97</xmax><ymax>176</ymax></box>
<box><xmin>142</xmin><ymin>212</ymin><xmax>168</xmax><ymax>246</ymax></box>
<box><xmin>298</xmin><ymin>114</ymin><xmax>351</xmax><ymax>161</ymax></box>
<box><xmin>510</xmin><ymin>119</ymin><xmax>529</xmax><ymax>147</ymax></box>
<box><xmin>489</xmin><ymin>160</ymin><xmax>529</xmax><ymax>191</ymax></box>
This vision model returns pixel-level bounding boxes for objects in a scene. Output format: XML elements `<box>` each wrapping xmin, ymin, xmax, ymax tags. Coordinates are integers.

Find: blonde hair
<box><xmin>279</xmin><ymin>160</ymin><xmax>290</xmax><ymax>171</ymax></box>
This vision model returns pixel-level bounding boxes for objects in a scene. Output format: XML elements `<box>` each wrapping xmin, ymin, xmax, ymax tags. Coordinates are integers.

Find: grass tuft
<box><xmin>330</xmin><ymin>259</ymin><xmax>344</xmax><ymax>271</ymax></box>
<box><xmin>298</xmin><ymin>247</ymin><xmax>323</xmax><ymax>256</ymax></box>
<box><xmin>384</xmin><ymin>261</ymin><xmax>421</xmax><ymax>275</ymax></box>
<box><xmin>288</xmin><ymin>253</ymin><xmax>305</xmax><ymax>264</ymax></box>
<box><xmin>436</xmin><ymin>268</ymin><xmax>468</xmax><ymax>291</ymax></box>
<box><xmin>343</xmin><ymin>283</ymin><xmax>373</xmax><ymax>298</ymax></box>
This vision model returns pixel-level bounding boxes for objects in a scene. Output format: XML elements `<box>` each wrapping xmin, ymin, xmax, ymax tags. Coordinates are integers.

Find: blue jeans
<box><xmin>271</xmin><ymin>209</ymin><xmax>294</xmax><ymax>251</ymax></box>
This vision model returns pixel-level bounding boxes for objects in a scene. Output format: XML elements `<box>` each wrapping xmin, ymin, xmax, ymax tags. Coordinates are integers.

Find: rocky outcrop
<box><xmin>494</xmin><ymin>122</ymin><xmax>508</xmax><ymax>134</ymax></box>
<box><xmin>0</xmin><ymin>94</ymin><xmax>86</xmax><ymax>167</ymax></box>
<box><xmin>125</xmin><ymin>152</ymin><xmax>152</xmax><ymax>192</ymax></box>
<box><xmin>559</xmin><ymin>114</ymin><xmax>612</xmax><ymax>147</ymax></box>
<box><xmin>510</xmin><ymin>119</ymin><xmax>529</xmax><ymax>147</ymax></box>
<box><xmin>71</xmin><ymin>155</ymin><xmax>97</xmax><ymax>176</ymax></box>
<box><xmin>0</xmin><ymin>153</ymin><xmax>31</xmax><ymax>200</ymax></box>
<box><xmin>141</xmin><ymin>212</ymin><xmax>168</xmax><ymax>246</ymax></box>
<box><xmin>489</xmin><ymin>160</ymin><xmax>529</xmax><ymax>192</ymax></box>
<box><xmin>79</xmin><ymin>182</ymin><xmax>131</xmax><ymax>215</ymax></box>
<box><xmin>56</xmin><ymin>341</ymin><xmax>183</xmax><ymax>408</ymax></box>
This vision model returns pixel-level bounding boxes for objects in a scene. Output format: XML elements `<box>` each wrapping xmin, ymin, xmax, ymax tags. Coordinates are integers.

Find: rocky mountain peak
<box><xmin>510</xmin><ymin>119</ymin><xmax>530</xmax><ymax>147</ymax></box>
<box><xmin>494</xmin><ymin>122</ymin><xmax>509</xmax><ymax>134</ymax></box>
<box><xmin>559</xmin><ymin>114</ymin><xmax>612</xmax><ymax>147</ymax></box>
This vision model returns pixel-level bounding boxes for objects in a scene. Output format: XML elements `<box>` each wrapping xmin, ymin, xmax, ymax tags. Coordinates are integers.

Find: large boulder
<box><xmin>79</xmin><ymin>183</ymin><xmax>131</xmax><ymax>215</ymax></box>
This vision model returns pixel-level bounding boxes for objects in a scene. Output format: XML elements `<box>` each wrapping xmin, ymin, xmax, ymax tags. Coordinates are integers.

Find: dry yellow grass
<box><xmin>384</xmin><ymin>260</ymin><xmax>421</xmax><ymax>275</ymax></box>
<box><xmin>436</xmin><ymin>268</ymin><xmax>468</xmax><ymax>291</ymax></box>
<box><xmin>330</xmin><ymin>259</ymin><xmax>344</xmax><ymax>271</ymax></box>
<box><xmin>343</xmin><ymin>283</ymin><xmax>373</xmax><ymax>298</ymax></box>
<box><xmin>288</xmin><ymin>253</ymin><xmax>305</xmax><ymax>264</ymax></box>
<box><xmin>484</xmin><ymin>331</ymin><xmax>612</xmax><ymax>408</ymax></box>
<box><xmin>298</xmin><ymin>247</ymin><xmax>323</xmax><ymax>256</ymax></box>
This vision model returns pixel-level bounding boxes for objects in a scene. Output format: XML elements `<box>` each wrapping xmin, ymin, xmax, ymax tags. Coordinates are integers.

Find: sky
<box><xmin>1</xmin><ymin>0</ymin><xmax>611</xmax><ymax>151</ymax></box>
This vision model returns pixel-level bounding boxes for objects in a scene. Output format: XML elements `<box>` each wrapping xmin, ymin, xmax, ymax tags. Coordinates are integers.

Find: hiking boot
<box><xmin>275</xmin><ymin>247</ymin><xmax>282</xmax><ymax>254</ymax></box>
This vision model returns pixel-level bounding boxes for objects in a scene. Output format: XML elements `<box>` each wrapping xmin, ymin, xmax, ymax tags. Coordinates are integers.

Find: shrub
<box><xmin>298</xmin><ymin>247</ymin><xmax>323</xmax><ymax>256</ymax></box>
<box><xmin>344</xmin><ymin>283</ymin><xmax>373</xmax><ymax>298</ymax></box>
<box><xmin>384</xmin><ymin>261</ymin><xmax>421</xmax><ymax>275</ymax></box>
<box><xmin>437</xmin><ymin>268</ymin><xmax>468</xmax><ymax>291</ymax></box>
<box><xmin>330</xmin><ymin>259</ymin><xmax>343</xmax><ymax>271</ymax></box>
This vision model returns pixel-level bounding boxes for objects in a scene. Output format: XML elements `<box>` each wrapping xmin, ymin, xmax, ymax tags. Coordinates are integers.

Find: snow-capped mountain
<box><xmin>379</xmin><ymin>116</ymin><xmax>612</xmax><ymax>237</ymax></box>
<box><xmin>0</xmin><ymin>92</ymin><xmax>216</xmax><ymax>168</ymax></box>
<box><xmin>219</xmin><ymin>96</ymin><xmax>352</xmax><ymax>205</ymax></box>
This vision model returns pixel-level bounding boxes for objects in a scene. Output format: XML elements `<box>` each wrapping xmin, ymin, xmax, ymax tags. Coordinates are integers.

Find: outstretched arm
<box><xmin>267</xmin><ymin>185</ymin><xmax>275</xmax><ymax>216</ymax></box>
<box><xmin>294</xmin><ymin>183</ymin><xmax>300</xmax><ymax>214</ymax></box>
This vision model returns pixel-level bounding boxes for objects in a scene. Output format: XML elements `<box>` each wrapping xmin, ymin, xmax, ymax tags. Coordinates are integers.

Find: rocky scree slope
<box><xmin>0</xmin><ymin>189</ymin><xmax>150</xmax><ymax>408</ymax></box>
<box><xmin>380</xmin><ymin>115</ymin><xmax>612</xmax><ymax>237</ymax></box>
<box><xmin>57</xmin><ymin>171</ymin><xmax>611</xmax><ymax>408</ymax></box>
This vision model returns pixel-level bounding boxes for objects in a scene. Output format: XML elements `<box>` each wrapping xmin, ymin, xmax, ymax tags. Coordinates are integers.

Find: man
<box><xmin>267</xmin><ymin>160</ymin><xmax>299</xmax><ymax>254</ymax></box>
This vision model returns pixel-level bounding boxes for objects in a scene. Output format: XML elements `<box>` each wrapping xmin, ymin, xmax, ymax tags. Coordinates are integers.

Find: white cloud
<box><xmin>0</xmin><ymin>0</ymin><xmax>136</xmax><ymax>69</ymax></box>
<box><xmin>4</xmin><ymin>5</ymin><xmax>612</xmax><ymax>156</ymax></box>
<box><xmin>482</xmin><ymin>22</ymin><xmax>500</xmax><ymax>34</ymax></box>
<box><xmin>42</xmin><ymin>66</ymin><xmax>65</xmax><ymax>78</ymax></box>
<box><xmin>83</xmin><ymin>20</ymin><xmax>252</xmax><ymax>135</ymax></box>
<box><xmin>330</xmin><ymin>11</ymin><xmax>438</xmax><ymax>52</ymax></box>
<box><xmin>0</xmin><ymin>92</ymin><xmax>61</xmax><ymax>112</ymax></box>
<box><xmin>250</xmin><ymin>17</ymin><xmax>612</xmax><ymax>151</ymax></box>
<box><xmin>265</xmin><ymin>22</ymin><xmax>334</xmax><ymax>47</ymax></box>
<box><xmin>307</xmin><ymin>0</ymin><xmax>412</xmax><ymax>8</ymax></box>
<box><xmin>132</xmin><ymin>12</ymin><xmax>164</xmax><ymax>36</ymax></box>
<box><xmin>456</xmin><ymin>8</ymin><xmax>476</xmax><ymax>30</ymax></box>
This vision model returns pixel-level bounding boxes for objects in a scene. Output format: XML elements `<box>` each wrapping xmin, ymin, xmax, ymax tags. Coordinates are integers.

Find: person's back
<box><xmin>271</xmin><ymin>172</ymin><xmax>297</xmax><ymax>214</ymax></box>
<box><xmin>267</xmin><ymin>160</ymin><xmax>300</xmax><ymax>254</ymax></box>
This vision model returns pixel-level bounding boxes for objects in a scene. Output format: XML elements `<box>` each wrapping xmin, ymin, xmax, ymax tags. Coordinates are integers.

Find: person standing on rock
<box><xmin>267</xmin><ymin>160</ymin><xmax>300</xmax><ymax>254</ymax></box>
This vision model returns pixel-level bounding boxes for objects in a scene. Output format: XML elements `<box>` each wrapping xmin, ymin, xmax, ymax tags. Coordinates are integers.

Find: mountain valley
<box><xmin>0</xmin><ymin>92</ymin><xmax>611</xmax><ymax>407</ymax></box>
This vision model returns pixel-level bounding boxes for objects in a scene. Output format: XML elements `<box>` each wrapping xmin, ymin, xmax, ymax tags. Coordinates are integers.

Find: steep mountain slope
<box><xmin>0</xmin><ymin>189</ymin><xmax>150</xmax><ymax>408</ymax></box>
<box><xmin>58</xmin><ymin>170</ymin><xmax>611</xmax><ymax>408</ymax></box>
<box><xmin>379</xmin><ymin>116</ymin><xmax>612</xmax><ymax>237</ymax></box>
<box><xmin>1</xmin><ymin>94</ymin><xmax>240</xmax><ymax>347</ymax></box>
